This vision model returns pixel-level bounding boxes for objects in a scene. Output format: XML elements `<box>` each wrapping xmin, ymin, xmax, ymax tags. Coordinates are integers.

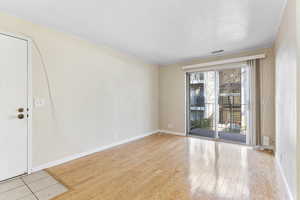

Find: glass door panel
<box><xmin>216</xmin><ymin>68</ymin><xmax>249</xmax><ymax>144</ymax></box>
<box><xmin>189</xmin><ymin>71</ymin><xmax>216</xmax><ymax>139</ymax></box>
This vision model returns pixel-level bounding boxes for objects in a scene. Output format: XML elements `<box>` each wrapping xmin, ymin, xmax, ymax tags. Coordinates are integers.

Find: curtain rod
<box><xmin>182</xmin><ymin>54</ymin><xmax>266</xmax><ymax>70</ymax></box>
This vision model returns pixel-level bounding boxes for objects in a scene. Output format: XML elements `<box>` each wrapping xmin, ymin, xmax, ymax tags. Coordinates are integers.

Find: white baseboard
<box><xmin>31</xmin><ymin>130</ymin><xmax>159</xmax><ymax>172</ymax></box>
<box><xmin>159</xmin><ymin>129</ymin><xmax>186</xmax><ymax>136</ymax></box>
<box><xmin>275</xmin><ymin>155</ymin><xmax>294</xmax><ymax>200</ymax></box>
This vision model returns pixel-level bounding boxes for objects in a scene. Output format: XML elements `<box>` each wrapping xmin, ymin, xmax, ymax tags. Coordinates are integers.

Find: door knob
<box><xmin>18</xmin><ymin>108</ymin><xmax>24</xmax><ymax>112</ymax></box>
<box><xmin>17</xmin><ymin>114</ymin><xmax>24</xmax><ymax>119</ymax></box>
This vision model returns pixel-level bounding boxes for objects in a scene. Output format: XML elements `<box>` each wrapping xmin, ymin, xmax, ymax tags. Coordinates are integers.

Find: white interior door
<box><xmin>0</xmin><ymin>34</ymin><xmax>28</xmax><ymax>181</ymax></box>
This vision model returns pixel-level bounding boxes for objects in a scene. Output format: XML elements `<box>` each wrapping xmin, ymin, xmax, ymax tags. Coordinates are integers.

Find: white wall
<box><xmin>297</xmin><ymin>0</ymin><xmax>300</xmax><ymax>198</ymax></box>
<box><xmin>0</xmin><ymin>12</ymin><xmax>159</xmax><ymax>168</ymax></box>
<box><xmin>274</xmin><ymin>0</ymin><xmax>298</xmax><ymax>198</ymax></box>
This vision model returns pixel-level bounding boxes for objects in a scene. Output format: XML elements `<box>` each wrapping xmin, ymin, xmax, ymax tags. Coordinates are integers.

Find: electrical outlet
<box><xmin>114</xmin><ymin>132</ymin><xmax>118</xmax><ymax>140</ymax></box>
<box><xmin>167</xmin><ymin>123</ymin><xmax>173</xmax><ymax>129</ymax></box>
<box><xmin>263</xmin><ymin>136</ymin><xmax>270</xmax><ymax>146</ymax></box>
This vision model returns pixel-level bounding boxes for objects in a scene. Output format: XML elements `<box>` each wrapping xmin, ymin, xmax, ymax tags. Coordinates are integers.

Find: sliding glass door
<box><xmin>187</xmin><ymin>66</ymin><xmax>250</xmax><ymax>144</ymax></box>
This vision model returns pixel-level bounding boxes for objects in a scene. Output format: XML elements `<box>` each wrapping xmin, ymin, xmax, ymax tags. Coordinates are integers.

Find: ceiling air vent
<box><xmin>211</xmin><ymin>49</ymin><xmax>224</xmax><ymax>54</ymax></box>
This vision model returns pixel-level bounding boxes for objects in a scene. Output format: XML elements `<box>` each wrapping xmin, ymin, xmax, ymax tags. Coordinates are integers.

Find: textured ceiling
<box><xmin>0</xmin><ymin>0</ymin><xmax>286</xmax><ymax>64</ymax></box>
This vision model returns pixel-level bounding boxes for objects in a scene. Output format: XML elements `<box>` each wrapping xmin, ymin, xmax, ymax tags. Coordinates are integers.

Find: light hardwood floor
<box><xmin>48</xmin><ymin>133</ymin><xmax>289</xmax><ymax>200</ymax></box>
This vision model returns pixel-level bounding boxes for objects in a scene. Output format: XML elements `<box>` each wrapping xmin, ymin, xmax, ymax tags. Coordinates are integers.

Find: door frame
<box><xmin>185</xmin><ymin>63</ymin><xmax>252</xmax><ymax>145</ymax></box>
<box><xmin>0</xmin><ymin>31</ymin><xmax>33</xmax><ymax>175</ymax></box>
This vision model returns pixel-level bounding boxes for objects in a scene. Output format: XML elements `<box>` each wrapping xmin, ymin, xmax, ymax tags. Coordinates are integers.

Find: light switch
<box><xmin>34</xmin><ymin>97</ymin><xmax>45</xmax><ymax>108</ymax></box>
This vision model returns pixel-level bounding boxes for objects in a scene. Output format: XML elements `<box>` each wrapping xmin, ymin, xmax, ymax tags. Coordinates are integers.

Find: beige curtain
<box><xmin>248</xmin><ymin>59</ymin><xmax>261</xmax><ymax>146</ymax></box>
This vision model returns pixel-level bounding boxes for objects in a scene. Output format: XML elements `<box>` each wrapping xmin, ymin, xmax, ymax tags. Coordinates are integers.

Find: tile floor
<box><xmin>0</xmin><ymin>170</ymin><xmax>68</xmax><ymax>200</ymax></box>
